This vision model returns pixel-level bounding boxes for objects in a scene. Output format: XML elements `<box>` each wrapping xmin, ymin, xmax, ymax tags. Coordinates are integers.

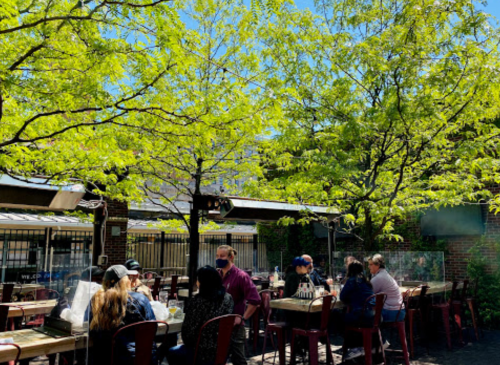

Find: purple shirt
<box><xmin>220</xmin><ymin>265</ymin><xmax>261</xmax><ymax>317</ymax></box>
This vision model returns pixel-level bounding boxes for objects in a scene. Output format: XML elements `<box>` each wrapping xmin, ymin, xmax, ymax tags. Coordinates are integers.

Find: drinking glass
<box><xmin>318</xmin><ymin>286</ymin><xmax>325</xmax><ymax>296</ymax></box>
<box><xmin>315</xmin><ymin>286</ymin><xmax>322</xmax><ymax>298</ymax></box>
<box><xmin>176</xmin><ymin>300</ymin><xmax>184</xmax><ymax>314</ymax></box>
<box><xmin>168</xmin><ymin>299</ymin><xmax>177</xmax><ymax>316</ymax></box>
<box><xmin>159</xmin><ymin>290</ymin><xmax>168</xmax><ymax>305</ymax></box>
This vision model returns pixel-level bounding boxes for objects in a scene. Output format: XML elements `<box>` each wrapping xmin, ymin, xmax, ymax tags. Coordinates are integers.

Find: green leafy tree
<box><xmin>129</xmin><ymin>0</ymin><xmax>274</xmax><ymax>233</ymax></box>
<box><xmin>0</xmin><ymin>0</ymin><xmax>186</xmax><ymax>198</ymax></box>
<box><xmin>248</xmin><ymin>0</ymin><xmax>500</xmax><ymax>249</ymax></box>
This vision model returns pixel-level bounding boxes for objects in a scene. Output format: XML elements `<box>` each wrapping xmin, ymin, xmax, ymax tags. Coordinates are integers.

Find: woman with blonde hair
<box><xmin>85</xmin><ymin>265</ymin><xmax>156</xmax><ymax>365</ymax></box>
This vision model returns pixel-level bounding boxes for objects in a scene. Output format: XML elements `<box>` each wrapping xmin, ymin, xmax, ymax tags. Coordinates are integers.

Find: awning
<box><xmin>220</xmin><ymin>197</ymin><xmax>338</xmax><ymax>222</ymax></box>
<box><xmin>0</xmin><ymin>175</ymin><xmax>85</xmax><ymax>211</ymax></box>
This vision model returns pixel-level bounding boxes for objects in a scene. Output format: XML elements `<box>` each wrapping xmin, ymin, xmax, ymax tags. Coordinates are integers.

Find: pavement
<box><xmin>246</xmin><ymin>328</ymin><xmax>500</xmax><ymax>365</ymax></box>
<box><xmin>29</xmin><ymin>328</ymin><xmax>499</xmax><ymax>364</ymax></box>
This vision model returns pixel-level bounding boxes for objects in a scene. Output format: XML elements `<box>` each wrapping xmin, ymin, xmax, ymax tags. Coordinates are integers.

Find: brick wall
<box><xmin>332</xmin><ymin>185</ymin><xmax>500</xmax><ymax>281</ymax></box>
<box><xmin>104</xmin><ymin>199</ymin><xmax>129</xmax><ymax>266</ymax></box>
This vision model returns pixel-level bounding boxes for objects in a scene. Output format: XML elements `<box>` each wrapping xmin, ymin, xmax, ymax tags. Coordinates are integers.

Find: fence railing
<box><xmin>0</xmin><ymin>228</ymin><xmax>92</xmax><ymax>283</ymax></box>
<box><xmin>126</xmin><ymin>233</ymin><xmax>270</xmax><ymax>275</ymax></box>
<box><xmin>0</xmin><ymin>228</ymin><xmax>273</xmax><ymax>283</ymax></box>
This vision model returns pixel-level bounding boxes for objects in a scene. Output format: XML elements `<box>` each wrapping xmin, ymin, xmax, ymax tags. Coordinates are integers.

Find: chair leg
<box><xmin>408</xmin><ymin>310</ymin><xmax>415</xmax><ymax>359</ymax></box>
<box><xmin>48</xmin><ymin>354</ymin><xmax>56</xmax><ymax>365</ymax></box>
<box><xmin>253</xmin><ymin>311</ymin><xmax>260</xmax><ymax>353</ymax></box>
<box><xmin>467</xmin><ymin>299</ymin><xmax>480</xmax><ymax>341</ymax></box>
<box><xmin>262</xmin><ymin>328</ymin><xmax>269</xmax><ymax>365</ymax></box>
<box><xmin>452</xmin><ymin>301</ymin><xmax>464</xmax><ymax>345</ymax></box>
<box><xmin>342</xmin><ymin>335</ymin><xmax>348</xmax><ymax>362</ymax></box>
<box><xmin>362</xmin><ymin>329</ymin><xmax>373</xmax><ymax>365</ymax></box>
<box><xmin>377</xmin><ymin>329</ymin><xmax>387</xmax><ymax>365</ymax></box>
<box><xmin>308</xmin><ymin>334</ymin><xmax>319</xmax><ymax>365</ymax></box>
<box><xmin>397</xmin><ymin>322</ymin><xmax>410</xmax><ymax>365</ymax></box>
<box><xmin>276</xmin><ymin>328</ymin><xmax>286</xmax><ymax>365</ymax></box>
<box><xmin>325</xmin><ymin>335</ymin><xmax>335</xmax><ymax>365</ymax></box>
<box><xmin>441</xmin><ymin>306</ymin><xmax>452</xmax><ymax>350</ymax></box>
<box><xmin>290</xmin><ymin>332</ymin><xmax>297</xmax><ymax>365</ymax></box>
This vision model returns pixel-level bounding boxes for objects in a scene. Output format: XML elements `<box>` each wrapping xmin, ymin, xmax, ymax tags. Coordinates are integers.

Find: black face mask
<box><xmin>216</xmin><ymin>259</ymin><xmax>229</xmax><ymax>268</ymax></box>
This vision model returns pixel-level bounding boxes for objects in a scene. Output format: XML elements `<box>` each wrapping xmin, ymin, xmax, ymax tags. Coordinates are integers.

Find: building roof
<box><xmin>0</xmin><ymin>212</ymin><xmax>256</xmax><ymax>234</ymax></box>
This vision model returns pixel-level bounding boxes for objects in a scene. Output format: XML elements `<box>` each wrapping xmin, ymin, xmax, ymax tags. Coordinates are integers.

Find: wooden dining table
<box><xmin>0</xmin><ymin>284</ymin><xmax>44</xmax><ymax>295</ymax></box>
<box><xmin>270</xmin><ymin>281</ymin><xmax>459</xmax><ymax>313</ymax></box>
<box><xmin>0</xmin><ymin>317</ymin><xmax>183</xmax><ymax>363</ymax></box>
<box><xmin>2</xmin><ymin>300</ymin><xmax>58</xmax><ymax>318</ymax></box>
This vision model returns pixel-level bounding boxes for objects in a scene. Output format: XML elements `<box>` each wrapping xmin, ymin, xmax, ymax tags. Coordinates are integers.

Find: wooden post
<box><xmin>253</xmin><ymin>234</ymin><xmax>258</xmax><ymax>273</ymax></box>
<box><xmin>188</xmin><ymin>195</ymin><xmax>200</xmax><ymax>298</ymax></box>
<box><xmin>160</xmin><ymin>231</ymin><xmax>165</xmax><ymax>274</ymax></box>
<box><xmin>92</xmin><ymin>206</ymin><xmax>105</xmax><ymax>267</ymax></box>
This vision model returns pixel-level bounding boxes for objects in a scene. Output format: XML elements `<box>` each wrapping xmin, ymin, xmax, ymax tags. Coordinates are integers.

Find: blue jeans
<box><xmin>382</xmin><ymin>308</ymin><xmax>406</xmax><ymax>322</ymax></box>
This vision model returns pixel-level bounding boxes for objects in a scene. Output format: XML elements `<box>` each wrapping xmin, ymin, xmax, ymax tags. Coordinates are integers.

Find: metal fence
<box><xmin>0</xmin><ymin>228</ymin><xmax>92</xmax><ymax>283</ymax></box>
<box><xmin>126</xmin><ymin>233</ymin><xmax>270</xmax><ymax>275</ymax></box>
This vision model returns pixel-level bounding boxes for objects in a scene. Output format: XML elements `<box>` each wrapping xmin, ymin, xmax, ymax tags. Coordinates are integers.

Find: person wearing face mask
<box><xmin>302</xmin><ymin>254</ymin><xmax>332</xmax><ymax>293</ymax></box>
<box><xmin>216</xmin><ymin>245</ymin><xmax>260</xmax><ymax>365</ymax></box>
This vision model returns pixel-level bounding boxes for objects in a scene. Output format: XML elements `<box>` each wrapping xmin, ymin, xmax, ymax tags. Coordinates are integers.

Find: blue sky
<box><xmin>480</xmin><ymin>1</ymin><xmax>500</xmax><ymax>21</ymax></box>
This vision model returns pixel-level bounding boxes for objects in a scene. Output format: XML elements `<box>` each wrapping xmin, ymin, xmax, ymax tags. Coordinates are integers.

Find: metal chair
<box><xmin>466</xmin><ymin>277</ymin><xmax>483</xmax><ymax>341</ymax></box>
<box><xmin>193</xmin><ymin>314</ymin><xmax>242</xmax><ymax>365</ymax></box>
<box><xmin>151</xmin><ymin>277</ymin><xmax>162</xmax><ymax>301</ymax></box>
<box><xmin>380</xmin><ymin>289</ymin><xmax>410</xmax><ymax>365</ymax></box>
<box><xmin>168</xmin><ymin>275</ymin><xmax>179</xmax><ymax>300</ymax></box>
<box><xmin>406</xmin><ymin>285</ymin><xmax>430</xmax><ymax>358</ymax></box>
<box><xmin>342</xmin><ymin>293</ymin><xmax>387</xmax><ymax>365</ymax></box>
<box><xmin>111</xmin><ymin>320</ymin><xmax>169</xmax><ymax>365</ymax></box>
<box><xmin>290</xmin><ymin>295</ymin><xmax>336</xmax><ymax>365</ymax></box>
<box><xmin>0</xmin><ymin>284</ymin><xmax>15</xmax><ymax>304</ymax></box>
<box><xmin>0</xmin><ymin>342</ymin><xmax>22</xmax><ymax>365</ymax></box>
<box><xmin>261</xmin><ymin>290</ymin><xmax>287</xmax><ymax>365</ymax></box>
<box><xmin>430</xmin><ymin>282</ymin><xmax>457</xmax><ymax>350</ymax></box>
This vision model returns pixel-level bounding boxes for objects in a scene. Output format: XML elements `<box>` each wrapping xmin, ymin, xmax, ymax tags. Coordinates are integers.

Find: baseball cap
<box><xmin>292</xmin><ymin>257</ymin><xmax>310</xmax><ymax>267</ymax></box>
<box><xmin>104</xmin><ymin>265</ymin><xmax>135</xmax><ymax>286</ymax></box>
<box><xmin>124</xmin><ymin>259</ymin><xmax>142</xmax><ymax>271</ymax></box>
<box><xmin>81</xmin><ymin>266</ymin><xmax>105</xmax><ymax>281</ymax></box>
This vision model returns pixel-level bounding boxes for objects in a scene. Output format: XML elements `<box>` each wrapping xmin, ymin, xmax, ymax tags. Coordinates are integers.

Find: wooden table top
<box><xmin>0</xmin><ymin>284</ymin><xmax>44</xmax><ymax>294</ymax></box>
<box><xmin>0</xmin><ymin>317</ymin><xmax>184</xmax><ymax>362</ymax></box>
<box><xmin>143</xmin><ymin>276</ymin><xmax>189</xmax><ymax>286</ymax></box>
<box><xmin>270</xmin><ymin>297</ymin><xmax>344</xmax><ymax>312</ymax></box>
<box><xmin>2</xmin><ymin>300</ymin><xmax>58</xmax><ymax>318</ymax></box>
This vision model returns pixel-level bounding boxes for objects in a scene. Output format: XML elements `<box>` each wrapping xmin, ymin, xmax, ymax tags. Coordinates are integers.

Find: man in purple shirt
<box><xmin>217</xmin><ymin>245</ymin><xmax>261</xmax><ymax>365</ymax></box>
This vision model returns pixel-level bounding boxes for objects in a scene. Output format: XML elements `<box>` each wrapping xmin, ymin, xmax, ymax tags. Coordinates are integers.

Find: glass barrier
<box><xmin>0</xmin><ymin>251</ymin><xmax>93</xmax><ymax>364</ymax></box>
<box><xmin>331</xmin><ymin>251</ymin><xmax>445</xmax><ymax>284</ymax></box>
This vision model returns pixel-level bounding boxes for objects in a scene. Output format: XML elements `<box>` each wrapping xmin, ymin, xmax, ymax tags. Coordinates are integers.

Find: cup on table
<box><xmin>175</xmin><ymin>300</ymin><xmax>184</xmax><ymax>318</ymax></box>
<box><xmin>315</xmin><ymin>286</ymin><xmax>322</xmax><ymax>298</ymax></box>
<box><xmin>159</xmin><ymin>290</ymin><xmax>168</xmax><ymax>306</ymax></box>
<box><xmin>329</xmin><ymin>284</ymin><xmax>341</xmax><ymax>297</ymax></box>
<box><xmin>168</xmin><ymin>299</ymin><xmax>177</xmax><ymax>316</ymax></box>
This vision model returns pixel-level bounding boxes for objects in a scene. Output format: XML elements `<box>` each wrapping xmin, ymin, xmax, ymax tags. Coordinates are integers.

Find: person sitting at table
<box><xmin>124</xmin><ymin>258</ymin><xmax>153</xmax><ymax>301</ymax></box>
<box><xmin>85</xmin><ymin>265</ymin><xmax>157</xmax><ymax>365</ymax></box>
<box><xmin>284</xmin><ymin>256</ymin><xmax>310</xmax><ymax>298</ymax></box>
<box><xmin>368</xmin><ymin>254</ymin><xmax>405</xmax><ymax>322</ymax></box>
<box><xmin>302</xmin><ymin>254</ymin><xmax>333</xmax><ymax>293</ymax></box>
<box><xmin>167</xmin><ymin>265</ymin><xmax>234</xmax><ymax>365</ymax></box>
<box><xmin>339</xmin><ymin>260</ymin><xmax>376</xmax><ymax>360</ymax></box>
